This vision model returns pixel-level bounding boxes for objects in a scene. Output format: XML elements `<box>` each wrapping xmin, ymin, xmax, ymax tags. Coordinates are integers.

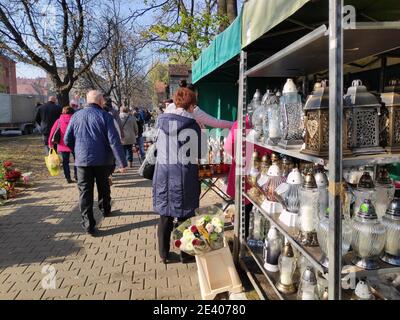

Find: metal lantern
<box><xmin>351</xmin><ymin>279</ymin><xmax>375</xmax><ymax>300</ymax></box>
<box><xmin>278</xmin><ymin>168</ymin><xmax>302</xmax><ymax>228</ymax></box>
<box><xmin>375</xmin><ymin>167</ymin><xmax>395</xmax><ymax>220</ymax></box>
<box><xmin>302</xmin><ymin>81</ymin><xmax>330</xmax><ymax>156</ymax></box>
<box><xmin>353</xmin><ymin>172</ymin><xmax>376</xmax><ymax>215</ymax></box>
<box><xmin>297</xmin><ymin>267</ymin><xmax>319</xmax><ymax>300</ymax></box>
<box><xmin>276</xmin><ymin>242</ymin><xmax>297</xmax><ymax>294</ymax></box>
<box><xmin>317</xmin><ymin>209</ymin><xmax>352</xmax><ymax>268</ymax></box>
<box><xmin>380</xmin><ymin>80</ymin><xmax>400</xmax><ymax>153</ymax></box>
<box><xmin>351</xmin><ymin>199</ymin><xmax>386</xmax><ymax>269</ymax></box>
<box><xmin>315</xmin><ymin>170</ymin><xmax>329</xmax><ymax>221</ymax></box>
<box><xmin>344</xmin><ymin>80</ymin><xmax>385</xmax><ymax>155</ymax></box>
<box><xmin>279</xmin><ymin>79</ymin><xmax>304</xmax><ymax>149</ymax></box>
<box><xmin>297</xmin><ymin>172</ymin><xmax>319</xmax><ymax>246</ymax></box>
<box><xmin>381</xmin><ymin>198</ymin><xmax>400</xmax><ymax>266</ymax></box>
<box><xmin>263</xmin><ymin>91</ymin><xmax>282</xmax><ymax>145</ymax></box>
<box><xmin>262</xmin><ymin>164</ymin><xmax>284</xmax><ymax>214</ymax></box>
<box><xmin>263</xmin><ymin>226</ymin><xmax>283</xmax><ymax>272</ymax></box>
<box><xmin>297</xmin><ymin>255</ymin><xmax>313</xmax><ymax>280</ymax></box>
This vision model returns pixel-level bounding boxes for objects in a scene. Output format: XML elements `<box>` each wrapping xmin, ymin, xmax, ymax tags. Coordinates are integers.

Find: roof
<box><xmin>168</xmin><ymin>64</ymin><xmax>191</xmax><ymax>77</ymax></box>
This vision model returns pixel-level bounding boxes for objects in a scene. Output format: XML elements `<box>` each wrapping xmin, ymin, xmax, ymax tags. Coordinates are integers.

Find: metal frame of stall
<box><xmin>233</xmin><ymin>0</ymin><xmax>400</xmax><ymax>300</ymax></box>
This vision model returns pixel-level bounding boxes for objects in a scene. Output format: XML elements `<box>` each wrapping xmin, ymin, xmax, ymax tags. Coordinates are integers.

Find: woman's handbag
<box><xmin>51</xmin><ymin>120</ymin><xmax>61</xmax><ymax>145</ymax></box>
<box><xmin>139</xmin><ymin>143</ymin><xmax>157</xmax><ymax>180</ymax></box>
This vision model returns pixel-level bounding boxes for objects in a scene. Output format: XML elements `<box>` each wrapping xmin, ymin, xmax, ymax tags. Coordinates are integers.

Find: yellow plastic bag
<box><xmin>45</xmin><ymin>148</ymin><xmax>61</xmax><ymax>176</ymax></box>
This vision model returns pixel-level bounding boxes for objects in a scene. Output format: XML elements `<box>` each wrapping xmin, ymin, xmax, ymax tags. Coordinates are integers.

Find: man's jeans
<box><xmin>137</xmin><ymin>136</ymin><xmax>145</xmax><ymax>158</ymax></box>
<box><xmin>123</xmin><ymin>144</ymin><xmax>133</xmax><ymax>162</ymax></box>
<box><xmin>77</xmin><ymin>166</ymin><xmax>113</xmax><ymax>232</ymax></box>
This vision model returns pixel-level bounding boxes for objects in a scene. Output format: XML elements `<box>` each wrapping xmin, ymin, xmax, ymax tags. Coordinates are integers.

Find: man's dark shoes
<box><xmin>67</xmin><ymin>179</ymin><xmax>74</xmax><ymax>184</ymax></box>
<box><xmin>87</xmin><ymin>227</ymin><xmax>98</xmax><ymax>237</ymax></box>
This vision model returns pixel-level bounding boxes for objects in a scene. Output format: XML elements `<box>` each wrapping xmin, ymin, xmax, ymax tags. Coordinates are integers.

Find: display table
<box><xmin>199</xmin><ymin>172</ymin><xmax>233</xmax><ymax>211</ymax></box>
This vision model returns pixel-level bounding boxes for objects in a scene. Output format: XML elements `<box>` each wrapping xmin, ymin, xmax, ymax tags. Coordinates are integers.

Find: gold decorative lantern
<box><xmin>380</xmin><ymin>80</ymin><xmax>400</xmax><ymax>153</ymax></box>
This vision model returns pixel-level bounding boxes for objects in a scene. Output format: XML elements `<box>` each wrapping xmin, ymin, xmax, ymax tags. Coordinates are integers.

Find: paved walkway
<box><xmin>0</xmin><ymin>166</ymin><xmax>220</xmax><ymax>300</ymax></box>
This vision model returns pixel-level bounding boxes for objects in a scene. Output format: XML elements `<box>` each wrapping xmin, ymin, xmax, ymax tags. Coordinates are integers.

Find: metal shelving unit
<box><xmin>234</xmin><ymin>0</ymin><xmax>400</xmax><ymax>300</ymax></box>
<box><xmin>247</xmin><ymin>136</ymin><xmax>400</xmax><ymax>168</ymax></box>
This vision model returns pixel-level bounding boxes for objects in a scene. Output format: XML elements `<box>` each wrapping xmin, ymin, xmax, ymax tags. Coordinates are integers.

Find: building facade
<box><xmin>0</xmin><ymin>55</ymin><xmax>17</xmax><ymax>94</ymax></box>
<box><xmin>168</xmin><ymin>64</ymin><xmax>192</xmax><ymax>99</ymax></box>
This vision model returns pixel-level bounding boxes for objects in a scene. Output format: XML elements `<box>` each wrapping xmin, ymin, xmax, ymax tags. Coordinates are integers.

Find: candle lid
<box><xmin>252</xmin><ymin>151</ymin><xmax>259</xmax><ymax>161</ymax></box>
<box><xmin>354</xmin><ymin>280</ymin><xmax>374</xmax><ymax>300</ymax></box>
<box><xmin>282</xmin><ymin>243</ymin><xmax>294</xmax><ymax>258</ymax></box>
<box><xmin>314</xmin><ymin>171</ymin><xmax>328</xmax><ymax>188</ymax></box>
<box><xmin>358</xmin><ymin>172</ymin><xmax>374</xmax><ymax>189</ymax></box>
<box><xmin>344</xmin><ymin>80</ymin><xmax>381</xmax><ymax>108</ymax></box>
<box><xmin>385</xmin><ymin>198</ymin><xmax>400</xmax><ymax>217</ymax></box>
<box><xmin>356</xmin><ymin>199</ymin><xmax>378</xmax><ymax>220</ymax></box>
<box><xmin>322</xmin><ymin>288</ymin><xmax>329</xmax><ymax>300</ymax></box>
<box><xmin>283</xmin><ymin>79</ymin><xmax>298</xmax><ymax>94</ymax></box>
<box><xmin>301</xmin><ymin>267</ymin><xmax>317</xmax><ymax>284</ymax></box>
<box><xmin>287</xmin><ymin>168</ymin><xmax>302</xmax><ymax>185</ymax></box>
<box><xmin>376</xmin><ymin>168</ymin><xmax>393</xmax><ymax>185</ymax></box>
<box><xmin>281</xmin><ymin>156</ymin><xmax>293</xmax><ymax>165</ymax></box>
<box><xmin>261</xmin><ymin>155</ymin><xmax>270</xmax><ymax>165</ymax></box>
<box><xmin>267</xmin><ymin>164</ymin><xmax>281</xmax><ymax>177</ymax></box>
<box><xmin>267</xmin><ymin>226</ymin><xmax>280</xmax><ymax>240</ymax></box>
<box><xmin>304</xmin><ymin>80</ymin><xmax>329</xmax><ymax>110</ymax></box>
<box><xmin>303</xmin><ymin>172</ymin><xmax>317</xmax><ymax>189</ymax></box>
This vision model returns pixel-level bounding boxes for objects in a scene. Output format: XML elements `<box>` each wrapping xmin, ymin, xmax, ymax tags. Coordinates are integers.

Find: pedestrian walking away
<box><xmin>64</xmin><ymin>90</ymin><xmax>127</xmax><ymax>236</ymax></box>
<box><xmin>120</xmin><ymin>106</ymin><xmax>139</xmax><ymax>168</ymax></box>
<box><xmin>48</xmin><ymin>106</ymin><xmax>77</xmax><ymax>184</ymax></box>
<box><xmin>35</xmin><ymin>96</ymin><xmax>62</xmax><ymax>153</ymax></box>
<box><xmin>153</xmin><ymin>87</ymin><xmax>202</xmax><ymax>264</ymax></box>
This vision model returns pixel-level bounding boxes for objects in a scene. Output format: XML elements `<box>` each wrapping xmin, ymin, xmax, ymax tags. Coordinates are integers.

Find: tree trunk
<box><xmin>217</xmin><ymin>0</ymin><xmax>227</xmax><ymax>33</ymax></box>
<box><xmin>57</xmin><ymin>90</ymin><xmax>70</xmax><ymax>109</ymax></box>
<box><xmin>226</xmin><ymin>0</ymin><xmax>237</xmax><ymax>23</ymax></box>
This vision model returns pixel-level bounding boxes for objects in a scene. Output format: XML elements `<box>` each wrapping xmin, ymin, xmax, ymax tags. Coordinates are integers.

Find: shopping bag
<box><xmin>45</xmin><ymin>148</ymin><xmax>61</xmax><ymax>176</ymax></box>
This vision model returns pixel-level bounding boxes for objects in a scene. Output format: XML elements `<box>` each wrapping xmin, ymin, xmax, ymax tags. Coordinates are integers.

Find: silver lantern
<box><xmin>276</xmin><ymin>242</ymin><xmax>297</xmax><ymax>294</ymax></box>
<box><xmin>351</xmin><ymin>199</ymin><xmax>386</xmax><ymax>270</ymax></box>
<box><xmin>314</xmin><ymin>170</ymin><xmax>329</xmax><ymax>221</ymax></box>
<box><xmin>279</xmin><ymin>79</ymin><xmax>304</xmax><ymax>149</ymax></box>
<box><xmin>248</xmin><ymin>89</ymin><xmax>262</xmax><ymax>140</ymax></box>
<box><xmin>343</xmin><ymin>80</ymin><xmax>384</xmax><ymax>155</ymax></box>
<box><xmin>381</xmin><ymin>198</ymin><xmax>400</xmax><ymax>266</ymax></box>
<box><xmin>380</xmin><ymin>80</ymin><xmax>400</xmax><ymax>153</ymax></box>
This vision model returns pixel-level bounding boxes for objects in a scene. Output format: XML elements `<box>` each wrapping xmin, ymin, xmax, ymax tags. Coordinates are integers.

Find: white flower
<box><xmin>205</xmin><ymin>223</ymin><xmax>214</xmax><ymax>233</ymax></box>
<box><xmin>183</xmin><ymin>229</ymin><xmax>194</xmax><ymax>240</ymax></box>
<box><xmin>214</xmin><ymin>226</ymin><xmax>223</xmax><ymax>233</ymax></box>
<box><xmin>185</xmin><ymin>243</ymin><xmax>194</xmax><ymax>251</ymax></box>
<box><xmin>212</xmin><ymin>217</ymin><xmax>223</xmax><ymax>228</ymax></box>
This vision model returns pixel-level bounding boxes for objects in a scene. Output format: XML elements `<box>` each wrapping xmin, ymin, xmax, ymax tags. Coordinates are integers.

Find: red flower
<box><xmin>190</xmin><ymin>225</ymin><xmax>198</xmax><ymax>233</ymax></box>
<box><xmin>3</xmin><ymin>161</ymin><xmax>13</xmax><ymax>168</ymax></box>
<box><xmin>192</xmin><ymin>239</ymin><xmax>201</xmax><ymax>246</ymax></box>
<box><xmin>4</xmin><ymin>169</ymin><xmax>21</xmax><ymax>182</ymax></box>
<box><xmin>174</xmin><ymin>239</ymin><xmax>182</xmax><ymax>248</ymax></box>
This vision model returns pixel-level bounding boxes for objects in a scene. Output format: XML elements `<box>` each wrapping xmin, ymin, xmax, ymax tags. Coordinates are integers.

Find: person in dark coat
<box><xmin>64</xmin><ymin>90</ymin><xmax>127</xmax><ymax>236</ymax></box>
<box><xmin>35</xmin><ymin>96</ymin><xmax>62</xmax><ymax>153</ymax></box>
<box><xmin>134</xmin><ymin>107</ymin><xmax>145</xmax><ymax>159</ymax></box>
<box><xmin>153</xmin><ymin>87</ymin><xmax>201</xmax><ymax>264</ymax></box>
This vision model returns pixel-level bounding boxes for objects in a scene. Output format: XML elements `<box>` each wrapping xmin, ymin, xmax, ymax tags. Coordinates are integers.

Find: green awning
<box><xmin>242</xmin><ymin>0</ymin><xmax>310</xmax><ymax>48</ymax></box>
<box><xmin>192</xmin><ymin>9</ymin><xmax>242</xmax><ymax>84</ymax></box>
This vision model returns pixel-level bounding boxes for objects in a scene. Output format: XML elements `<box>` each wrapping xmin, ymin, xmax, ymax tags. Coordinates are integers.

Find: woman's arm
<box><xmin>48</xmin><ymin>120</ymin><xmax>58</xmax><ymax>149</ymax></box>
<box><xmin>193</xmin><ymin>107</ymin><xmax>233</xmax><ymax>129</ymax></box>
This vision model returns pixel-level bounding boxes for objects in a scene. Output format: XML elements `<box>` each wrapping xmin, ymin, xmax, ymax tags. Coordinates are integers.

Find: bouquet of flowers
<box><xmin>0</xmin><ymin>161</ymin><xmax>23</xmax><ymax>201</ymax></box>
<box><xmin>172</xmin><ymin>206</ymin><xmax>225</xmax><ymax>256</ymax></box>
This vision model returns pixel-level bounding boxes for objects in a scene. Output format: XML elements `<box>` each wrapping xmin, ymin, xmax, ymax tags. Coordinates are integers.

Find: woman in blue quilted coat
<box><xmin>153</xmin><ymin>87</ymin><xmax>201</xmax><ymax>264</ymax></box>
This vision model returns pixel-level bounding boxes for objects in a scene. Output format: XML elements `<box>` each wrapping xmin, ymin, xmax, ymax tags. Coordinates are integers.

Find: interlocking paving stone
<box><xmin>0</xmin><ymin>165</ymin><xmax>223</xmax><ymax>299</ymax></box>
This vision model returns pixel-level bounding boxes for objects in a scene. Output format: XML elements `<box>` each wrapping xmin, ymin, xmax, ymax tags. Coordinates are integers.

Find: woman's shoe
<box><xmin>66</xmin><ymin>179</ymin><xmax>73</xmax><ymax>184</ymax></box>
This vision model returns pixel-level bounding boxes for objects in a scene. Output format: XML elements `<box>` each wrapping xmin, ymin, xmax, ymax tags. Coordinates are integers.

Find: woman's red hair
<box><xmin>174</xmin><ymin>88</ymin><xmax>197</xmax><ymax>110</ymax></box>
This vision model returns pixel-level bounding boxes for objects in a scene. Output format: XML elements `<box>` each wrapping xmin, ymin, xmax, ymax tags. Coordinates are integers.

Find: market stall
<box><xmin>192</xmin><ymin>0</ymin><xmax>400</xmax><ymax>300</ymax></box>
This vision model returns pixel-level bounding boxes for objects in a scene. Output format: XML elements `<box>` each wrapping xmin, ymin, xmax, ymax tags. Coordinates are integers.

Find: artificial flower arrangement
<box><xmin>172</xmin><ymin>206</ymin><xmax>225</xmax><ymax>256</ymax></box>
<box><xmin>0</xmin><ymin>161</ymin><xmax>26</xmax><ymax>201</ymax></box>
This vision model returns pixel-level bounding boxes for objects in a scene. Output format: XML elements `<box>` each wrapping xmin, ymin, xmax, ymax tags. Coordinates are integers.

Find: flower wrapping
<box><xmin>172</xmin><ymin>206</ymin><xmax>225</xmax><ymax>256</ymax></box>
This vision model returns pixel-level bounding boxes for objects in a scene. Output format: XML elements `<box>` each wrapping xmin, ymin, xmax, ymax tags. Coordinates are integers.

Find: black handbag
<box><xmin>142</xmin><ymin>162</ymin><xmax>155</xmax><ymax>180</ymax></box>
<box><xmin>51</xmin><ymin>120</ymin><xmax>61</xmax><ymax>145</ymax></box>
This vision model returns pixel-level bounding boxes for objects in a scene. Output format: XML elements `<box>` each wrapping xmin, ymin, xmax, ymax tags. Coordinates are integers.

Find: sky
<box><xmin>16</xmin><ymin>0</ymin><xmax>155</xmax><ymax>79</ymax></box>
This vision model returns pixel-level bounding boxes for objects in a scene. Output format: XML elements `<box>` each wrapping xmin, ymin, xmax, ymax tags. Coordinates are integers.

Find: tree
<box><xmin>0</xmin><ymin>0</ymin><xmax>116</xmax><ymax>107</ymax></box>
<box><xmin>138</xmin><ymin>0</ymin><xmax>230</xmax><ymax>62</ymax></box>
<box><xmin>147</xmin><ymin>61</ymin><xmax>169</xmax><ymax>107</ymax></box>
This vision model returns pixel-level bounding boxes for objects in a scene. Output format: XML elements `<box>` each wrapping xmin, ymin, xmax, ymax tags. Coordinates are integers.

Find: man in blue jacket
<box><xmin>65</xmin><ymin>90</ymin><xmax>127</xmax><ymax>235</ymax></box>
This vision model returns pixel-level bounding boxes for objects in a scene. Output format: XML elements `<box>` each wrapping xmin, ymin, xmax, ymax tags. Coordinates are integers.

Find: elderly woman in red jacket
<box><xmin>48</xmin><ymin>106</ymin><xmax>77</xmax><ymax>183</ymax></box>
